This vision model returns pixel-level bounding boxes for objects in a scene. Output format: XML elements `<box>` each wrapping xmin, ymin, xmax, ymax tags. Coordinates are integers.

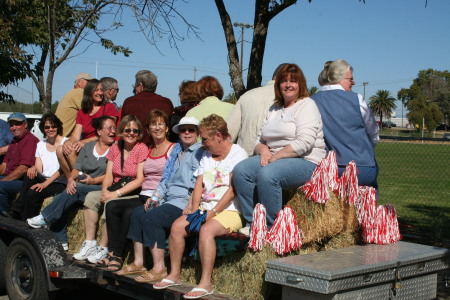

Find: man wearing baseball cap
<box><xmin>0</xmin><ymin>112</ymin><xmax>39</xmax><ymax>217</ymax></box>
<box><xmin>55</xmin><ymin>72</ymin><xmax>94</xmax><ymax>136</ymax></box>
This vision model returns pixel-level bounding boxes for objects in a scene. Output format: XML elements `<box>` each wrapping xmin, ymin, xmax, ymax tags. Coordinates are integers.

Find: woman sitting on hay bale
<box><xmin>153</xmin><ymin>114</ymin><xmax>248</xmax><ymax>299</ymax></box>
<box><xmin>232</xmin><ymin>63</ymin><xmax>326</xmax><ymax>233</ymax></box>
<box><xmin>117</xmin><ymin>116</ymin><xmax>203</xmax><ymax>282</ymax></box>
<box><xmin>8</xmin><ymin>113</ymin><xmax>67</xmax><ymax>221</ymax></box>
<box><xmin>27</xmin><ymin>116</ymin><xmax>117</xmax><ymax>250</ymax></box>
<box><xmin>74</xmin><ymin>115</ymin><xmax>148</xmax><ymax>269</ymax></box>
<box><xmin>311</xmin><ymin>59</ymin><xmax>379</xmax><ymax>190</ymax></box>
<box><xmin>103</xmin><ymin>109</ymin><xmax>175</xmax><ymax>272</ymax></box>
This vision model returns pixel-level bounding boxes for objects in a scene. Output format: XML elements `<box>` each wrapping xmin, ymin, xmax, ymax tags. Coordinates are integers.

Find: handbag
<box><xmin>107</xmin><ymin>176</ymin><xmax>135</xmax><ymax>192</ymax></box>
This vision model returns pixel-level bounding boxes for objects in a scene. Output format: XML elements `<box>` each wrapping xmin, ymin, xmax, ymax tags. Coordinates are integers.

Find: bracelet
<box><xmin>212</xmin><ymin>208</ymin><xmax>219</xmax><ymax>216</ymax></box>
<box><xmin>116</xmin><ymin>190</ymin><xmax>122</xmax><ymax>197</ymax></box>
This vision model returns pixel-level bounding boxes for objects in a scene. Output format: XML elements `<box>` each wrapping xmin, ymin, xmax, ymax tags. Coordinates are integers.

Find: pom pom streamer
<box><xmin>248</xmin><ymin>203</ymin><xmax>268</xmax><ymax>251</ymax></box>
<box><xmin>339</xmin><ymin>161</ymin><xmax>358</xmax><ymax>204</ymax></box>
<box><xmin>265</xmin><ymin>206</ymin><xmax>303</xmax><ymax>255</ymax></box>
<box><xmin>302</xmin><ymin>159</ymin><xmax>330</xmax><ymax>204</ymax></box>
<box><xmin>325</xmin><ymin>151</ymin><xmax>340</xmax><ymax>193</ymax></box>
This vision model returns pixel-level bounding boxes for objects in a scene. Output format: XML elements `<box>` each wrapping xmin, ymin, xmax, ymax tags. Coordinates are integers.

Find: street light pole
<box><xmin>362</xmin><ymin>82</ymin><xmax>369</xmax><ymax>100</ymax></box>
<box><xmin>233</xmin><ymin>22</ymin><xmax>253</xmax><ymax>76</ymax></box>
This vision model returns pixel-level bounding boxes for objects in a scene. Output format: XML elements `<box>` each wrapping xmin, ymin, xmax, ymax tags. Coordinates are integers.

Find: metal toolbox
<box><xmin>265</xmin><ymin>241</ymin><xmax>449</xmax><ymax>300</ymax></box>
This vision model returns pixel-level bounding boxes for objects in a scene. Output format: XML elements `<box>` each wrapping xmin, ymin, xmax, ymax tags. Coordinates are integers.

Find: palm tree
<box><xmin>308</xmin><ymin>86</ymin><xmax>319</xmax><ymax>96</ymax></box>
<box><xmin>369</xmin><ymin>90</ymin><xmax>397</xmax><ymax>125</ymax></box>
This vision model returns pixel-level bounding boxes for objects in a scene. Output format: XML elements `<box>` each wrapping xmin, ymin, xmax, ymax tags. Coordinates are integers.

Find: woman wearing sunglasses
<box><xmin>72</xmin><ymin>114</ymin><xmax>148</xmax><ymax>270</ymax></box>
<box><xmin>7</xmin><ymin>113</ymin><xmax>67</xmax><ymax>220</ymax></box>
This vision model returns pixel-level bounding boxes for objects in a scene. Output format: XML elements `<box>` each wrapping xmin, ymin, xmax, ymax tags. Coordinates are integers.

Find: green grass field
<box><xmin>375</xmin><ymin>141</ymin><xmax>450</xmax><ymax>244</ymax></box>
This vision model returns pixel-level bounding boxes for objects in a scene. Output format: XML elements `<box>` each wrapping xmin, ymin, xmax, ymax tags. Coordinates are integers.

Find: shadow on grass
<box><xmin>399</xmin><ymin>203</ymin><xmax>450</xmax><ymax>247</ymax></box>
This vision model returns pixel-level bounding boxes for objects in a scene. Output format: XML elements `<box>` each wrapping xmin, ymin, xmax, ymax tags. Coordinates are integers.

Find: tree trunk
<box><xmin>246</xmin><ymin>9</ymin><xmax>269</xmax><ymax>91</ymax></box>
<box><xmin>214</xmin><ymin>0</ymin><xmax>245</xmax><ymax>97</ymax></box>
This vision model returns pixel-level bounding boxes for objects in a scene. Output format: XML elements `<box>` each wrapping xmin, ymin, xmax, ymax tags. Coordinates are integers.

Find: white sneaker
<box><xmin>61</xmin><ymin>243</ymin><xmax>69</xmax><ymax>251</ymax></box>
<box><xmin>86</xmin><ymin>246</ymin><xmax>108</xmax><ymax>264</ymax></box>
<box><xmin>239</xmin><ymin>226</ymin><xmax>251</xmax><ymax>236</ymax></box>
<box><xmin>27</xmin><ymin>214</ymin><xmax>48</xmax><ymax>228</ymax></box>
<box><xmin>73</xmin><ymin>240</ymin><xmax>97</xmax><ymax>260</ymax></box>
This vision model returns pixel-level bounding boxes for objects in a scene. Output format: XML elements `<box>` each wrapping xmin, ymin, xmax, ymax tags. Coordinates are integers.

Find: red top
<box><xmin>121</xmin><ymin>91</ymin><xmax>173</xmax><ymax>146</ymax></box>
<box><xmin>3</xmin><ymin>131</ymin><xmax>39</xmax><ymax>175</ymax></box>
<box><xmin>106</xmin><ymin>142</ymin><xmax>148</xmax><ymax>182</ymax></box>
<box><xmin>76</xmin><ymin>103</ymin><xmax>119</xmax><ymax>139</ymax></box>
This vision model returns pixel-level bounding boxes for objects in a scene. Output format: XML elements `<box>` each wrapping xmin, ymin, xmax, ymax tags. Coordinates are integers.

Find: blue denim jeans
<box><xmin>42</xmin><ymin>183</ymin><xmax>101</xmax><ymax>243</ymax></box>
<box><xmin>0</xmin><ymin>176</ymin><xmax>23</xmax><ymax>212</ymax></box>
<box><xmin>233</xmin><ymin>155</ymin><xmax>317</xmax><ymax>227</ymax></box>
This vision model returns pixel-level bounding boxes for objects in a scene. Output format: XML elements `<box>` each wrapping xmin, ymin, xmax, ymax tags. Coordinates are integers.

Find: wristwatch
<box><xmin>116</xmin><ymin>189</ymin><xmax>122</xmax><ymax>197</ymax></box>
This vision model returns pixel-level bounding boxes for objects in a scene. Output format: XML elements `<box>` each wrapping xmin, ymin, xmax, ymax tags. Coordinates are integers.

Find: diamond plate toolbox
<box><xmin>265</xmin><ymin>241</ymin><xmax>449</xmax><ymax>298</ymax></box>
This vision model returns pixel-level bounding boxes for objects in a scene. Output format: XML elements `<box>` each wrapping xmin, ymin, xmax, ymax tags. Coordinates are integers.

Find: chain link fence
<box><xmin>375</xmin><ymin>136</ymin><xmax>450</xmax><ymax>246</ymax></box>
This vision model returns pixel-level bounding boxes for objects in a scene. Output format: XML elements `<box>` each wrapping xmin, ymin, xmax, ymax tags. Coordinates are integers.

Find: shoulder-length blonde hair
<box><xmin>274</xmin><ymin>64</ymin><xmax>309</xmax><ymax>106</ymax></box>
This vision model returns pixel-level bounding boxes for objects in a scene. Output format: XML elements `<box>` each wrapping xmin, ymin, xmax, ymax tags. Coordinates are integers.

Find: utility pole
<box><xmin>233</xmin><ymin>22</ymin><xmax>253</xmax><ymax>76</ymax></box>
<box><xmin>193</xmin><ymin>66</ymin><xmax>197</xmax><ymax>81</ymax></box>
<box><xmin>362</xmin><ymin>82</ymin><xmax>369</xmax><ymax>100</ymax></box>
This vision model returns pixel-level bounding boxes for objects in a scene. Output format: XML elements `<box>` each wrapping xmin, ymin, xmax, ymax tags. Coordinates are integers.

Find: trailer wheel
<box><xmin>0</xmin><ymin>238</ymin><xmax>7</xmax><ymax>294</ymax></box>
<box><xmin>5</xmin><ymin>238</ymin><xmax>49</xmax><ymax>300</ymax></box>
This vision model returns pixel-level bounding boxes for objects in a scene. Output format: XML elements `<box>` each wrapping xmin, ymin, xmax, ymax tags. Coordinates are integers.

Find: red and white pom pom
<box><xmin>248</xmin><ymin>203</ymin><xmax>268</xmax><ymax>251</ymax></box>
<box><xmin>325</xmin><ymin>151</ymin><xmax>340</xmax><ymax>194</ymax></box>
<box><xmin>356</xmin><ymin>186</ymin><xmax>377</xmax><ymax>244</ymax></box>
<box><xmin>383</xmin><ymin>204</ymin><xmax>402</xmax><ymax>244</ymax></box>
<box><xmin>265</xmin><ymin>206</ymin><xmax>303</xmax><ymax>255</ymax></box>
<box><xmin>339</xmin><ymin>161</ymin><xmax>359</xmax><ymax>204</ymax></box>
<box><xmin>302</xmin><ymin>159</ymin><xmax>330</xmax><ymax>204</ymax></box>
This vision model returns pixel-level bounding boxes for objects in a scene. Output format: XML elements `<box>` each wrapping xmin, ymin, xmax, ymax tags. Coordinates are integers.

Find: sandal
<box><xmin>183</xmin><ymin>287</ymin><xmax>214</xmax><ymax>299</ymax></box>
<box><xmin>153</xmin><ymin>278</ymin><xmax>181</xmax><ymax>290</ymax></box>
<box><xmin>106</xmin><ymin>256</ymin><xmax>123</xmax><ymax>272</ymax></box>
<box><xmin>116</xmin><ymin>263</ymin><xmax>147</xmax><ymax>276</ymax></box>
<box><xmin>134</xmin><ymin>268</ymin><xmax>167</xmax><ymax>283</ymax></box>
<box><xmin>96</xmin><ymin>254</ymin><xmax>112</xmax><ymax>267</ymax></box>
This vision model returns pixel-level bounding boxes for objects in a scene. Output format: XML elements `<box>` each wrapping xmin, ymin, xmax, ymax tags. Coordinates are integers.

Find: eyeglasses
<box><xmin>200</xmin><ymin>136</ymin><xmax>209</xmax><ymax>144</ymax></box>
<box><xmin>44</xmin><ymin>125</ymin><xmax>58</xmax><ymax>130</ymax></box>
<box><xmin>344</xmin><ymin>77</ymin><xmax>355</xmax><ymax>83</ymax></box>
<box><xmin>150</xmin><ymin>123</ymin><xmax>166</xmax><ymax>128</ymax></box>
<box><xmin>123</xmin><ymin>128</ymin><xmax>140</xmax><ymax>134</ymax></box>
<box><xmin>104</xmin><ymin>126</ymin><xmax>116</xmax><ymax>132</ymax></box>
<box><xmin>179</xmin><ymin>127</ymin><xmax>196</xmax><ymax>133</ymax></box>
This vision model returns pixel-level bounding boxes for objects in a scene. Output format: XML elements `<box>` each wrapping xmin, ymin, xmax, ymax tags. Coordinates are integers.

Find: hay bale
<box><xmin>43</xmin><ymin>186</ymin><xmax>360</xmax><ymax>300</ymax></box>
<box><xmin>176</xmin><ymin>189</ymin><xmax>360</xmax><ymax>300</ymax></box>
<box><xmin>42</xmin><ymin>197</ymin><xmax>103</xmax><ymax>252</ymax></box>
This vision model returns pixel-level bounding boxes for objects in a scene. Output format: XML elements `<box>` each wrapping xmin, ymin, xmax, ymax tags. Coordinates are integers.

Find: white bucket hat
<box><xmin>172</xmin><ymin>116</ymin><xmax>199</xmax><ymax>134</ymax></box>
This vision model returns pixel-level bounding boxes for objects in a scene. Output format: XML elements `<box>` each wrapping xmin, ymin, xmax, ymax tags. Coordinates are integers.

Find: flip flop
<box><xmin>116</xmin><ymin>263</ymin><xmax>147</xmax><ymax>276</ymax></box>
<box><xmin>183</xmin><ymin>287</ymin><xmax>214</xmax><ymax>299</ymax></box>
<box><xmin>153</xmin><ymin>278</ymin><xmax>182</xmax><ymax>290</ymax></box>
<box><xmin>134</xmin><ymin>268</ymin><xmax>167</xmax><ymax>283</ymax></box>
<box><xmin>96</xmin><ymin>254</ymin><xmax>112</xmax><ymax>267</ymax></box>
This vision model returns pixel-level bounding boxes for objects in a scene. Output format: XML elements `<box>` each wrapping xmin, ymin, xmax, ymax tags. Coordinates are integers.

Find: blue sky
<box><xmin>4</xmin><ymin>0</ymin><xmax>450</xmax><ymax>118</ymax></box>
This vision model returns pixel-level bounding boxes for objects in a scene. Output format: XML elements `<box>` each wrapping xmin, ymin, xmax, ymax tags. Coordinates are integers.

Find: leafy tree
<box><xmin>1</xmin><ymin>0</ymin><xmax>198</xmax><ymax>112</ymax></box>
<box><xmin>213</xmin><ymin>0</ymin><xmax>365</xmax><ymax>97</ymax></box>
<box><xmin>398</xmin><ymin>69</ymin><xmax>450</xmax><ymax>129</ymax></box>
<box><xmin>308</xmin><ymin>86</ymin><xmax>319</xmax><ymax>96</ymax></box>
<box><xmin>369</xmin><ymin>90</ymin><xmax>396</xmax><ymax>125</ymax></box>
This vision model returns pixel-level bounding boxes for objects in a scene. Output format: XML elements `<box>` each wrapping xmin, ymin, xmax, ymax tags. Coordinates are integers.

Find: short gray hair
<box><xmin>318</xmin><ymin>59</ymin><xmax>353</xmax><ymax>85</ymax></box>
<box><xmin>135</xmin><ymin>70</ymin><xmax>157</xmax><ymax>92</ymax></box>
<box><xmin>100</xmin><ymin>77</ymin><xmax>118</xmax><ymax>90</ymax></box>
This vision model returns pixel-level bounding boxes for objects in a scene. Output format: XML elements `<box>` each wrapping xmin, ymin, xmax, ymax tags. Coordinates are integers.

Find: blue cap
<box><xmin>7</xmin><ymin>112</ymin><xmax>27</xmax><ymax>122</ymax></box>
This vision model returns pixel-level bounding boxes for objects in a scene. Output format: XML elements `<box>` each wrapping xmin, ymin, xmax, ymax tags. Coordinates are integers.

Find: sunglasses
<box><xmin>44</xmin><ymin>125</ymin><xmax>58</xmax><ymax>130</ymax></box>
<box><xmin>179</xmin><ymin>127</ymin><xmax>196</xmax><ymax>133</ymax></box>
<box><xmin>123</xmin><ymin>128</ymin><xmax>140</xmax><ymax>134</ymax></box>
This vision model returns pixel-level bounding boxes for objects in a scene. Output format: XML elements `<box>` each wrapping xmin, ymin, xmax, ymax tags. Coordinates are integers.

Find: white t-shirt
<box><xmin>194</xmin><ymin>144</ymin><xmax>248</xmax><ymax>212</ymax></box>
<box><xmin>35</xmin><ymin>137</ymin><xmax>68</xmax><ymax>183</ymax></box>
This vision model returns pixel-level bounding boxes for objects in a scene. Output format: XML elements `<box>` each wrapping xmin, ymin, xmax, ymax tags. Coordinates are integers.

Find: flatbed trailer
<box><xmin>0</xmin><ymin>216</ymin><xmax>240</xmax><ymax>300</ymax></box>
<box><xmin>1</xmin><ymin>216</ymin><xmax>449</xmax><ymax>300</ymax></box>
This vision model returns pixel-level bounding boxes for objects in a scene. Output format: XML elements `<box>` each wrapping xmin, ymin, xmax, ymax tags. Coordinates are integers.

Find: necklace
<box><xmin>211</xmin><ymin>159</ymin><xmax>223</xmax><ymax>176</ymax></box>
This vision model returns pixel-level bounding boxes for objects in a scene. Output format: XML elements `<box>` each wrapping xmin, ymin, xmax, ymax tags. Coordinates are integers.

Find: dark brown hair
<box><xmin>39</xmin><ymin>113</ymin><xmax>63</xmax><ymax>137</ymax></box>
<box><xmin>179</xmin><ymin>80</ymin><xmax>199</xmax><ymax>104</ymax></box>
<box><xmin>81</xmin><ymin>79</ymin><xmax>106</xmax><ymax>113</ymax></box>
<box><xmin>274</xmin><ymin>64</ymin><xmax>309</xmax><ymax>106</ymax></box>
